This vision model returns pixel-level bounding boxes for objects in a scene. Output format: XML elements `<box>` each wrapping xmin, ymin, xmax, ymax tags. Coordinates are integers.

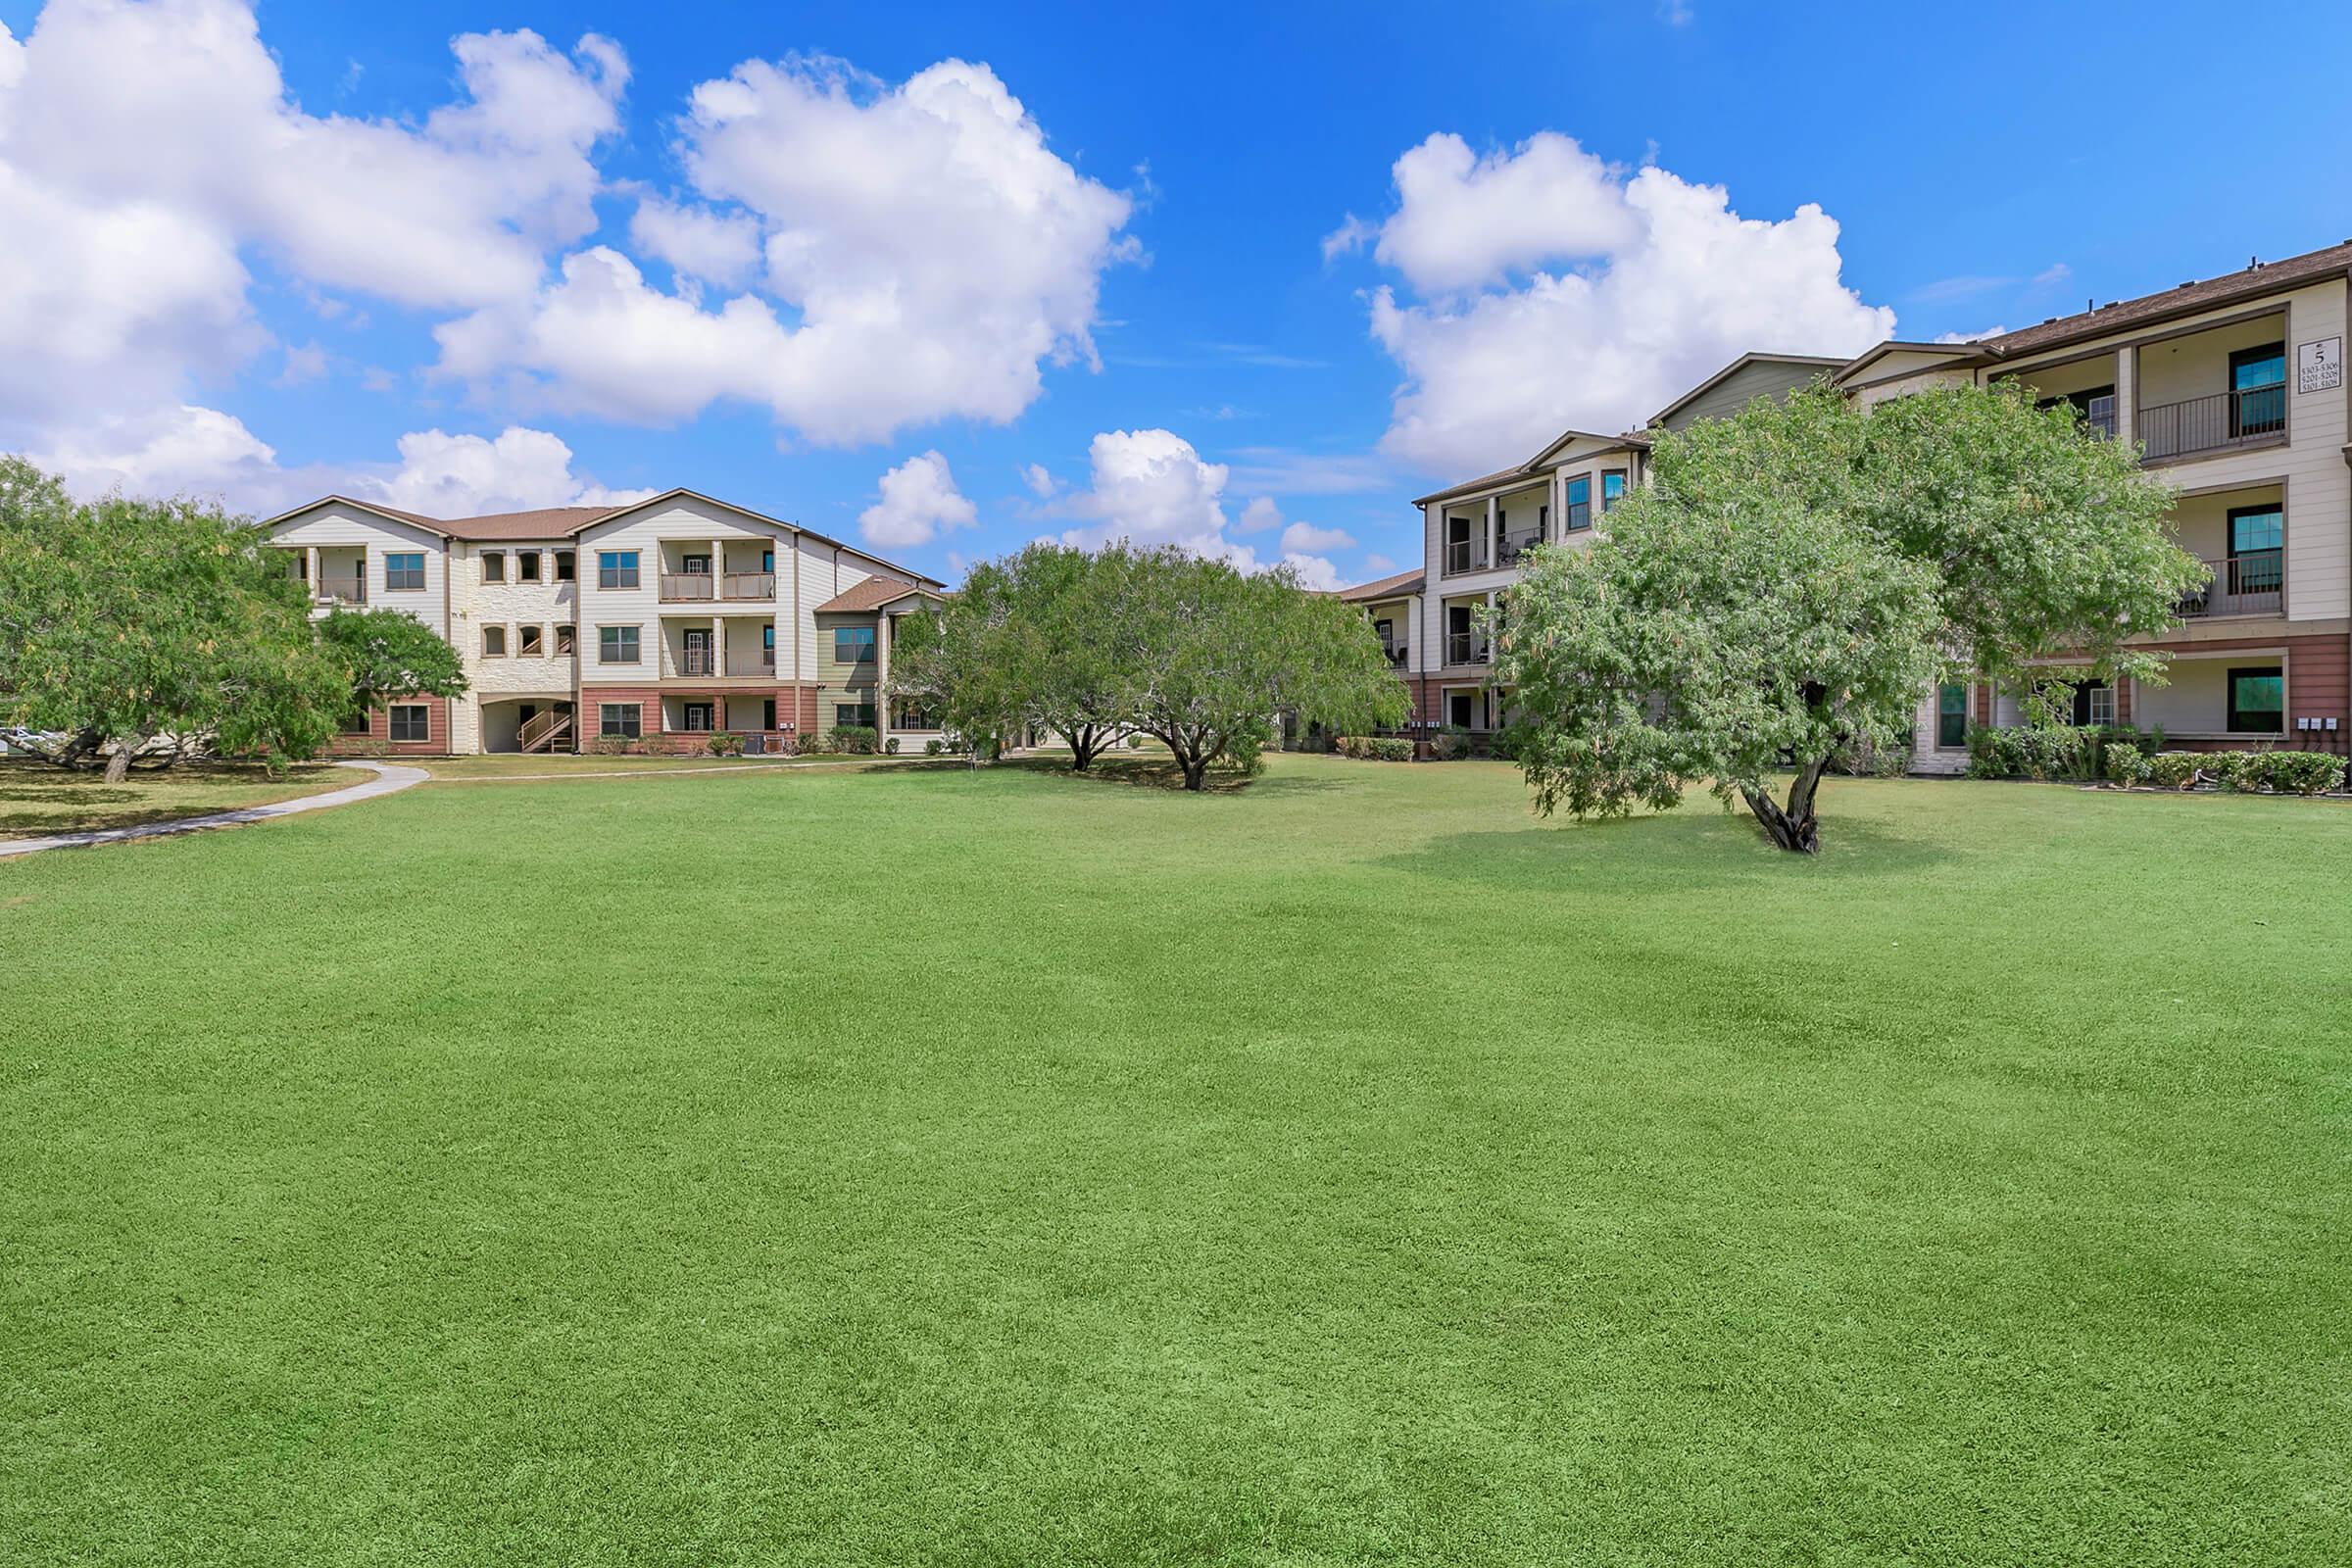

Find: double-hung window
<box><xmin>2230</xmin><ymin>343</ymin><xmax>2286</xmax><ymax>439</ymax></box>
<box><xmin>388</xmin><ymin>705</ymin><xmax>429</xmax><ymax>742</ymax></box>
<box><xmin>599</xmin><ymin>703</ymin><xmax>642</xmax><ymax>739</ymax></box>
<box><xmin>482</xmin><ymin>552</ymin><xmax>506</xmax><ymax>584</ymax></box>
<box><xmin>517</xmin><ymin>552</ymin><xmax>541</xmax><ymax>583</ymax></box>
<box><xmin>1564</xmin><ymin>476</ymin><xmax>1592</xmax><ymax>532</ymax></box>
<box><xmin>834</xmin><ymin>624</ymin><xmax>876</xmax><ymax>664</ymax></box>
<box><xmin>1936</xmin><ymin>683</ymin><xmax>1968</xmax><ymax>749</ymax></box>
<box><xmin>384</xmin><ymin>553</ymin><xmax>425</xmax><ymax>592</ymax></box>
<box><xmin>599</xmin><ymin>625</ymin><xmax>641</xmax><ymax>664</ymax></box>
<box><xmin>1600</xmin><ymin>470</ymin><xmax>1628</xmax><ymax>514</ymax></box>
<box><xmin>597</xmin><ymin>550</ymin><xmax>639</xmax><ymax>589</ymax></box>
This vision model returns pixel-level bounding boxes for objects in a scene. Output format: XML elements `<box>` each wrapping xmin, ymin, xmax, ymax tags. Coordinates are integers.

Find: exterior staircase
<box><xmin>517</xmin><ymin>709</ymin><xmax>574</xmax><ymax>755</ymax></box>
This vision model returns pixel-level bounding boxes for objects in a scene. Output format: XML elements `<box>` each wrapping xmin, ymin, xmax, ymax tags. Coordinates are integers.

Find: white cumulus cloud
<box><xmin>365</xmin><ymin>426</ymin><xmax>654</xmax><ymax>516</ymax></box>
<box><xmin>1280</xmin><ymin>519</ymin><xmax>1354</xmax><ymax>554</ymax></box>
<box><xmin>858</xmin><ymin>450</ymin><xmax>977</xmax><ymax>548</ymax></box>
<box><xmin>1338</xmin><ymin>131</ymin><xmax>1896</xmax><ymax>476</ymax></box>
<box><xmin>1052</xmin><ymin>430</ymin><xmax>1344</xmax><ymax>588</ymax></box>
<box><xmin>438</xmin><ymin>55</ymin><xmax>1139</xmax><ymax>445</ymax></box>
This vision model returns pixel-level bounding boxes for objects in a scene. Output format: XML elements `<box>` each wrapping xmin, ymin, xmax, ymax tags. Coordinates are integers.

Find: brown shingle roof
<box><xmin>438</xmin><ymin>505</ymin><xmax>620</xmax><ymax>541</ymax></box>
<box><xmin>1336</xmin><ymin>568</ymin><xmax>1423</xmax><ymax>602</ymax></box>
<box><xmin>1983</xmin><ymin>239</ymin><xmax>2352</xmax><ymax>360</ymax></box>
<box><xmin>814</xmin><ymin>575</ymin><xmax>937</xmax><ymax>613</ymax></box>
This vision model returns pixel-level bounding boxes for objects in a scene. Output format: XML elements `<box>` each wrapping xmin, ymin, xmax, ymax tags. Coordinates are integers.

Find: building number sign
<box><xmin>2298</xmin><ymin>336</ymin><xmax>2341</xmax><ymax>394</ymax></box>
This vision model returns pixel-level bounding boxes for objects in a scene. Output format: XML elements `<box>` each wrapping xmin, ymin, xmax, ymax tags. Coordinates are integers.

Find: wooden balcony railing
<box><xmin>721</xmin><ymin>572</ymin><xmax>775</xmax><ymax>600</ymax></box>
<box><xmin>316</xmin><ymin>575</ymin><xmax>366</xmax><ymax>604</ymax></box>
<box><xmin>2138</xmin><ymin>385</ymin><xmax>2286</xmax><ymax>461</ymax></box>
<box><xmin>2176</xmin><ymin>549</ymin><xmax>2282</xmax><ymax>619</ymax></box>
<box><xmin>726</xmin><ymin>649</ymin><xmax>777</xmax><ymax>677</ymax></box>
<box><xmin>660</xmin><ymin>572</ymin><xmax>716</xmax><ymax>601</ymax></box>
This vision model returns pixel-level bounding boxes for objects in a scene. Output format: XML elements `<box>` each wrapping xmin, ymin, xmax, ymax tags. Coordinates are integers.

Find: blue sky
<box><xmin>5</xmin><ymin>0</ymin><xmax>2350</xmax><ymax>587</ymax></box>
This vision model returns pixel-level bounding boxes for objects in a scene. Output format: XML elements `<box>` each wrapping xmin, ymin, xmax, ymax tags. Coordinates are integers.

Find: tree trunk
<box><xmin>102</xmin><ymin>745</ymin><xmax>132</xmax><ymax>785</ymax></box>
<box><xmin>1742</xmin><ymin>755</ymin><xmax>1829</xmax><ymax>854</ymax></box>
<box><xmin>1180</xmin><ymin>757</ymin><xmax>1206</xmax><ymax>791</ymax></box>
<box><xmin>1067</xmin><ymin>725</ymin><xmax>1099</xmax><ymax>770</ymax></box>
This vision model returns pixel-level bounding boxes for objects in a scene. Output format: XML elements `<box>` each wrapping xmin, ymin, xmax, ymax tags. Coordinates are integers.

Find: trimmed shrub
<box><xmin>590</xmin><ymin>735</ymin><xmax>635</xmax><ymax>756</ymax></box>
<box><xmin>884</xmin><ymin>737</ymin><xmax>901</xmax><ymax>755</ymax></box>
<box><xmin>1333</xmin><ymin>735</ymin><xmax>1410</xmax><ymax>761</ymax></box>
<box><xmin>2102</xmin><ymin>744</ymin><xmax>2150</xmax><ymax>786</ymax></box>
<box><xmin>2206</xmin><ymin>750</ymin><xmax>2255</xmax><ymax>791</ymax></box>
<box><xmin>824</xmin><ymin>725</ymin><xmax>878</xmax><ymax>755</ymax></box>
<box><xmin>1429</xmin><ymin>725</ymin><xmax>1472</xmax><ymax>760</ymax></box>
<box><xmin>704</xmin><ymin>732</ymin><xmax>744</xmax><ymax>757</ymax></box>
<box><xmin>2244</xmin><ymin>750</ymin><xmax>2344</xmax><ymax>795</ymax></box>
<box><xmin>924</xmin><ymin>739</ymin><xmax>943</xmax><ymax>757</ymax></box>
<box><xmin>2145</xmin><ymin>752</ymin><xmax>2200</xmax><ymax>790</ymax></box>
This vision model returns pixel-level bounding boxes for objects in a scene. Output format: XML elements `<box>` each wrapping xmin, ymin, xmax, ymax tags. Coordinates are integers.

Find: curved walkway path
<box><xmin>0</xmin><ymin>760</ymin><xmax>427</xmax><ymax>860</ymax></box>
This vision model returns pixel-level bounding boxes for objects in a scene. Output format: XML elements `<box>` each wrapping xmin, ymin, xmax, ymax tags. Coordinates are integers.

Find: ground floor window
<box><xmin>681</xmin><ymin>702</ymin><xmax>714</xmax><ymax>732</ymax></box>
<box><xmin>340</xmin><ymin>709</ymin><xmax>372</xmax><ymax>735</ymax></box>
<box><xmin>835</xmin><ymin>703</ymin><xmax>876</xmax><ymax>728</ymax></box>
<box><xmin>762</xmin><ymin>699</ymin><xmax>777</xmax><ymax>730</ymax></box>
<box><xmin>388</xmin><ymin>705</ymin><xmax>429</xmax><ymax>743</ymax></box>
<box><xmin>1936</xmin><ymin>683</ymin><xmax>1968</xmax><ymax>748</ymax></box>
<box><xmin>2227</xmin><ymin>667</ymin><xmax>2283</xmax><ymax>733</ymax></box>
<box><xmin>599</xmin><ymin>703</ymin><xmax>641</xmax><ymax>739</ymax></box>
<box><xmin>1446</xmin><ymin>690</ymin><xmax>1479</xmax><ymax>729</ymax></box>
<box><xmin>892</xmin><ymin>703</ymin><xmax>938</xmax><ymax>730</ymax></box>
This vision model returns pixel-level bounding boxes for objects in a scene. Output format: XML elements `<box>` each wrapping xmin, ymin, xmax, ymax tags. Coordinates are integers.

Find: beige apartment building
<box><xmin>1357</xmin><ymin>240</ymin><xmax>2352</xmax><ymax>769</ymax></box>
<box><xmin>265</xmin><ymin>489</ymin><xmax>947</xmax><ymax>756</ymax></box>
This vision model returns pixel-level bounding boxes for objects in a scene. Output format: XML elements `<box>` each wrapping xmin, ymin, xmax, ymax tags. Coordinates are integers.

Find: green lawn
<box><xmin>0</xmin><ymin>759</ymin><xmax>350</xmax><ymax>840</ymax></box>
<box><xmin>3</xmin><ymin>755</ymin><xmax>2346</xmax><ymax>1565</ymax></box>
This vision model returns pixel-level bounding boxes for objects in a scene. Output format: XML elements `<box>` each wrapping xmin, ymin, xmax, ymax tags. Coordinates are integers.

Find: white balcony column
<box><xmin>306</xmin><ymin>546</ymin><xmax>318</xmax><ymax>595</ymax></box>
<box><xmin>1486</xmin><ymin>495</ymin><xmax>1498</xmax><ymax>562</ymax></box>
<box><xmin>876</xmin><ymin>612</ymin><xmax>894</xmax><ymax>748</ymax></box>
<box><xmin>2113</xmin><ymin>348</ymin><xmax>2135</xmax><ymax>449</ymax></box>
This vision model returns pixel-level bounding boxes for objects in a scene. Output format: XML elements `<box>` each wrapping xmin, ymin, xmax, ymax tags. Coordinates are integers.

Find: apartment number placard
<box><xmin>2298</xmin><ymin>336</ymin><xmax>2341</xmax><ymax>394</ymax></box>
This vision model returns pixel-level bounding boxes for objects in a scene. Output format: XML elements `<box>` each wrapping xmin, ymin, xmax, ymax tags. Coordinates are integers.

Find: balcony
<box><xmin>1382</xmin><ymin>643</ymin><xmax>1409</xmax><ymax>668</ymax></box>
<box><xmin>1494</xmin><ymin>527</ymin><xmax>1542</xmax><ymax>568</ymax></box>
<box><xmin>1444</xmin><ymin>540</ymin><xmax>1489</xmax><ymax>575</ymax></box>
<box><xmin>660</xmin><ymin>572</ymin><xmax>716</xmax><ymax>602</ymax></box>
<box><xmin>2138</xmin><ymin>385</ymin><xmax>2286</xmax><ymax>462</ymax></box>
<box><xmin>2176</xmin><ymin>550</ymin><xmax>2282</xmax><ymax>620</ymax></box>
<box><xmin>721</xmin><ymin>572</ymin><xmax>775</xmax><ymax>601</ymax></box>
<box><xmin>726</xmin><ymin>648</ymin><xmax>777</xmax><ymax>676</ymax></box>
<box><xmin>316</xmin><ymin>575</ymin><xmax>366</xmax><ymax>605</ymax></box>
<box><xmin>1446</xmin><ymin>631</ymin><xmax>1490</xmax><ymax>665</ymax></box>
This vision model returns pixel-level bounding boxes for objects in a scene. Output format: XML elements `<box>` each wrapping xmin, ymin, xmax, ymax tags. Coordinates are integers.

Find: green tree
<box><xmin>318</xmin><ymin>606</ymin><xmax>468</xmax><ymax>723</ymax></box>
<box><xmin>1494</xmin><ymin>385</ymin><xmax>2201</xmax><ymax>852</ymax></box>
<box><xmin>0</xmin><ymin>458</ymin><xmax>351</xmax><ymax>779</ymax></box>
<box><xmin>1106</xmin><ymin>544</ymin><xmax>1405</xmax><ymax>791</ymax></box>
<box><xmin>1003</xmin><ymin>544</ymin><xmax>1132</xmax><ymax>769</ymax></box>
<box><xmin>887</xmin><ymin>566</ymin><xmax>1027</xmax><ymax>764</ymax></box>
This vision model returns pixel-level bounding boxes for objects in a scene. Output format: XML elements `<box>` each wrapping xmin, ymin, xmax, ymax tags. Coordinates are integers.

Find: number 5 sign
<box><xmin>2299</xmin><ymin>336</ymin><xmax>2342</xmax><ymax>394</ymax></box>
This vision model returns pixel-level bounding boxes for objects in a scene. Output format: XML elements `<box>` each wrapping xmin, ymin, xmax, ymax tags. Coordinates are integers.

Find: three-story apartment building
<box><xmin>1353</xmin><ymin>240</ymin><xmax>2352</xmax><ymax>770</ymax></box>
<box><xmin>265</xmin><ymin>488</ymin><xmax>946</xmax><ymax>755</ymax></box>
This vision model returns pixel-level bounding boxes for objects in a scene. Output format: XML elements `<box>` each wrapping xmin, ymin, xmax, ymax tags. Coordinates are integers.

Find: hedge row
<box><xmin>1333</xmin><ymin>735</ymin><xmax>1412</xmax><ymax>761</ymax></box>
<box><xmin>2108</xmin><ymin>748</ymin><xmax>2343</xmax><ymax>795</ymax></box>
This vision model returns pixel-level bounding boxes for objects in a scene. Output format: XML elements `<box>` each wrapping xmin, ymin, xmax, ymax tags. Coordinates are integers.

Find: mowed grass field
<box><xmin>3</xmin><ymin>754</ymin><xmax>2347</xmax><ymax>1566</ymax></box>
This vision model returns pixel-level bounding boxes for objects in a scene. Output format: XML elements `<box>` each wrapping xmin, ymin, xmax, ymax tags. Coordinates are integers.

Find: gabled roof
<box><xmin>1411</xmin><ymin>422</ymin><xmax>1650</xmax><ymax>508</ymax></box>
<box><xmin>814</xmin><ymin>576</ymin><xmax>942</xmax><ymax>613</ymax></box>
<box><xmin>1335</xmin><ymin>568</ymin><xmax>1423</xmax><ymax>603</ymax></box>
<box><xmin>1647</xmin><ymin>352</ymin><xmax>1848</xmax><ymax>427</ymax></box>
<box><xmin>1830</xmin><ymin>339</ymin><xmax>1998</xmax><ymax>386</ymax></box>
<box><xmin>263</xmin><ymin>486</ymin><xmax>945</xmax><ymax>590</ymax></box>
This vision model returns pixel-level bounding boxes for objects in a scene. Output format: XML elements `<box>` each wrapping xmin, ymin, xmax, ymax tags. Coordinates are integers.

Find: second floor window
<box><xmin>482</xmin><ymin>625</ymin><xmax>506</xmax><ymax>657</ymax></box>
<box><xmin>1601</xmin><ymin>470</ymin><xmax>1627</xmax><ymax>513</ymax></box>
<box><xmin>482</xmin><ymin>552</ymin><xmax>506</xmax><ymax>583</ymax></box>
<box><xmin>1564</xmin><ymin>476</ymin><xmax>1591</xmax><ymax>532</ymax></box>
<box><xmin>517</xmin><ymin>552</ymin><xmax>542</xmax><ymax>582</ymax></box>
<box><xmin>834</xmin><ymin>625</ymin><xmax>876</xmax><ymax>663</ymax></box>
<box><xmin>2230</xmin><ymin>343</ymin><xmax>2286</xmax><ymax>438</ymax></box>
<box><xmin>598</xmin><ymin>550</ymin><xmax>639</xmax><ymax>589</ymax></box>
<box><xmin>555</xmin><ymin>550</ymin><xmax>576</xmax><ymax>582</ymax></box>
<box><xmin>384</xmin><ymin>553</ymin><xmax>425</xmax><ymax>591</ymax></box>
<box><xmin>599</xmin><ymin>625</ymin><xmax>640</xmax><ymax>663</ymax></box>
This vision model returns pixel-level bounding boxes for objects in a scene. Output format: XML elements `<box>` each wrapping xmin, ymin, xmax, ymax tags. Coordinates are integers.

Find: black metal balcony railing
<box><xmin>1383</xmin><ymin>643</ymin><xmax>1409</xmax><ymax>667</ymax></box>
<box><xmin>1494</xmin><ymin>527</ymin><xmax>1542</xmax><ymax>567</ymax></box>
<box><xmin>672</xmin><ymin>646</ymin><xmax>716</xmax><ymax>676</ymax></box>
<box><xmin>1445</xmin><ymin>539</ymin><xmax>1488</xmax><ymax>574</ymax></box>
<box><xmin>1446</xmin><ymin>631</ymin><xmax>1490</xmax><ymax>665</ymax></box>
<box><xmin>2176</xmin><ymin>549</ymin><xmax>2282</xmax><ymax>619</ymax></box>
<box><xmin>2138</xmin><ymin>385</ymin><xmax>2285</xmax><ymax>461</ymax></box>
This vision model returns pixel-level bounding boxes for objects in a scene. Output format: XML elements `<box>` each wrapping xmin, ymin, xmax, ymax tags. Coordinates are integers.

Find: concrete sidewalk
<box><xmin>0</xmin><ymin>760</ymin><xmax>426</xmax><ymax>859</ymax></box>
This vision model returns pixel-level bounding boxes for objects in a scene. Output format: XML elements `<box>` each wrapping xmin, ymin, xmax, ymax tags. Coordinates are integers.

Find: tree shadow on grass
<box><xmin>1377</xmin><ymin>808</ymin><xmax>1955</xmax><ymax>893</ymax></box>
<box><xmin>998</xmin><ymin>755</ymin><xmax>1274</xmax><ymax>795</ymax></box>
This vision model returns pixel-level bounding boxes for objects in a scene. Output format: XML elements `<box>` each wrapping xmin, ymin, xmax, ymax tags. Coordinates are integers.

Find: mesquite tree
<box><xmin>319</xmin><ymin>607</ymin><xmax>468</xmax><ymax>724</ymax></box>
<box><xmin>0</xmin><ymin>458</ymin><xmax>350</xmax><ymax>778</ymax></box>
<box><xmin>1493</xmin><ymin>385</ymin><xmax>2201</xmax><ymax>852</ymax></box>
<box><xmin>1104</xmin><ymin>544</ymin><xmax>1405</xmax><ymax>791</ymax></box>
